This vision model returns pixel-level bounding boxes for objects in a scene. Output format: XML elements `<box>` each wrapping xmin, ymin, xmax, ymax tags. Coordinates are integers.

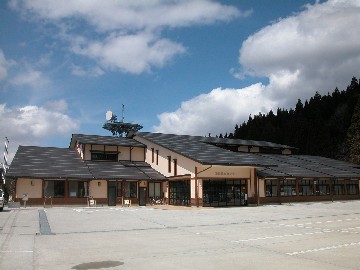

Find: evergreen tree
<box><xmin>346</xmin><ymin>96</ymin><xmax>360</xmax><ymax>164</ymax></box>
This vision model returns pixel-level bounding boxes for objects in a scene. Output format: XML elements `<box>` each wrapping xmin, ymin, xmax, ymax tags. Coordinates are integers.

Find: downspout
<box><xmin>255</xmin><ymin>168</ymin><xmax>259</xmax><ymax>206</ymax></box>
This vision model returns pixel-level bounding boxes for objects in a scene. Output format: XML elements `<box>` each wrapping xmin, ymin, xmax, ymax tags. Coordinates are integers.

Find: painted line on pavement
<box><xmin>287</xmin><ymin>242</ymin><xmax>360</xmax><ymax>256</ymax></box>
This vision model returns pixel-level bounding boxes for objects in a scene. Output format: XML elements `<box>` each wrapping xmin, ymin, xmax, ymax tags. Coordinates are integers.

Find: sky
<box><xmin>1</xmin><ymin>0</ymin><xmax>360</xmax><ymax>162</ymax></box>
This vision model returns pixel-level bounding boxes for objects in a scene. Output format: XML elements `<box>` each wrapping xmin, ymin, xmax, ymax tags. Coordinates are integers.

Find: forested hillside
<box><xmin>221</xmin><ymin>77</ymin><xmax>360</xmax><ymax>164</ymax></box>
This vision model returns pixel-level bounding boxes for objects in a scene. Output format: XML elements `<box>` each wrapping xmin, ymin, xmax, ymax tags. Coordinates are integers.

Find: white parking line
<box><xmin>287</xmin><ymin>242</ymin><xmax>360</xmax><ymax>256</ymax></box>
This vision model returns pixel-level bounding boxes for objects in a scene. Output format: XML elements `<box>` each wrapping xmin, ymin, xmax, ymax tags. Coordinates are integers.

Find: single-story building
<box><xmin>6</xmin><ymin>132</ymin><xmax>360</xmax><ymax>207</ymax></box>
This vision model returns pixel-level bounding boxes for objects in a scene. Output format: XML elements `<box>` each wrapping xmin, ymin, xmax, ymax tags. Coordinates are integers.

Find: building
<box><xmin>6</xmin><ymin>132</ymin><xmax>360</xmax><ymax>207</ymax></box>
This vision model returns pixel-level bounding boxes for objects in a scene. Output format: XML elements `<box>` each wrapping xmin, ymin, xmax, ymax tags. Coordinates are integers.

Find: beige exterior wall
<box><xmin>89</xmin><ymin>180</ymin><xmax>107</xmax><ymax>198</ymax></box>
<box><xmin>282</xmin><ymin>149</ymin><xmax>292</xmax><ymax>155</ymax></box>
<box><xmin>134</xmin><ymin>136</ymin><xmax>198</xmax><ymax>178</ymax></box>
<box><xmin>238</xmin><ymin>146</ymin><xmax>249</xmax><ymax>152</ymax></box>
<box><xmin>249</xmin><ymin>147</ymin><xmax>259</xmax><ymax>153</ymax></box>
<box><xmin>130</xmin><ymin>147</ymin><xmax>145</xmax><ymax>161</ymax></box>
<box><xmin>258</xmin><ymin>178</ymin><xmax>265</xmax><ymax>197</ymax></box>
<box><xmin>16</xmin><ymin>178</ymin><xmax>42</xmax><ymax>199</ymax></box>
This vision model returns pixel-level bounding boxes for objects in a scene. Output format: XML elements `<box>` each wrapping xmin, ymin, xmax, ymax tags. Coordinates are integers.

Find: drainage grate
<box><xmin>38</xmin><ymin>209</ymin><xmax>55</xmax><ymax>235</ymax></box>
<box><xmin>72</xmin><ymin>261</ymin><xmax>124</xmax><ymax>269</ymax></box>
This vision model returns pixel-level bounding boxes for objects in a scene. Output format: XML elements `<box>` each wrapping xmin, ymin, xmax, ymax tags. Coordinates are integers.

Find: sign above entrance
<box><xmin>197</xmin><ymin>165</ymin><xmax>251</xmax><ymax>179</ymax></box>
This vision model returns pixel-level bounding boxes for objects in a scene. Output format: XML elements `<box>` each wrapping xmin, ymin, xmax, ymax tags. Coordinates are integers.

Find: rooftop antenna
<box><xmin>121</xmin><ymin>104</ymin><xmax>124</xmax><ymax>122</ymax></box>
<box><xmin>103</xmin><ymin>105</ymin><xmax>143</xmax><ymax>137</ymax></box>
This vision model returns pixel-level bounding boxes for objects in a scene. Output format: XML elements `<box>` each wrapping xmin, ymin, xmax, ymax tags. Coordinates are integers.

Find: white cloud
<box><xmin>72</xmin><ymin>33</ymin><xmax>186</xmax><ymax>74</ymax></box>
<box><xmin>0</xmin><ymin>102</ymin><xmax>79</xmax><ymax>162</ymax></box>
<box><xmin>9</xmin><ymin>0</ymin><xmax>244</xmax><ymax>74</ymax></box>
<box><xmin>9</xmin><ymin>0</ymin><xmax>243</xmax><ymax>31</ymax></box>
<box><xmin>71</xmin><ymin>64</ymin><xmax>104</xmax><ymax>77</ymax></box>
<box><xmin>10</xmin><ymin>68</ymin><xmax>50</xmax><ymax>89</ymax></box>
<box><xmin>155</xmin><ymin>0</ymin><xmax>360</xmax><ymax>136</ymax></box>
<box><xmin>154</xmin><ymin>84</ymin><xmax>276</xmax><ymax>135</ymax></box>
<box><xmin>239</xmin><ymin>0</ymin><xmax>360</xmax><ymax>106</ymax></box>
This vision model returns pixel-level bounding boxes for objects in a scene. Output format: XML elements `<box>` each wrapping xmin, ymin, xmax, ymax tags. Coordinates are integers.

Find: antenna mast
<box><xmin>103</xmin><ymin>106</ymin><xmax>143</xmax><ymax>137</ymax></box>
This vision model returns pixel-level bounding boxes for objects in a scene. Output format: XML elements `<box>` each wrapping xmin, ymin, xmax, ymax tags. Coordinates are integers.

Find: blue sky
<box><xmin>1</xmin><ymin>0</ymin><xmax>360</xmax><ymax>161</ymax></box>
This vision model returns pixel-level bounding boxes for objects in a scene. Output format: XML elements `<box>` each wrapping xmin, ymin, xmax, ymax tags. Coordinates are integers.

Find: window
<box><xmin>156</xmin><ymin>150</ymin><xmax>159</xmax><ymax>165</ymax></box>
<box><xmin>333</xmin><ymin>180</ymin><xmax>345</xmax><ymax>195</ymax></box>
<box><xmin>149</xmin><ymin>182</ymin><xmax>161</xmax><ymax>198</ymax></box>
<box><xmin>151</xmin><ymin>148</ymin><xmax>154</xmax><ymax>163</ymax></box>
<box><xmin>169</xmin><ymin>180</ymin><xmax>190</xmax><ymax>206</ymax></box>
<box><xmin>124</xmin><ymin>182</ymin><xmax>137</xmax><ymax>198</ymax></box>
<box><xmin>315</xmin><ymin>180</ymin><xmax>330</xmax><ymax>196</ymax></box>
<box><xmin>280</xmin><ymin>180</ymin><xmax>296</xmax><ymax>196</ymax></box>
<box><xmin>265</xmin><ymin>180</ymin><xmax>278</xmax><ymax>197</ymax></box>
<box><xmin>203</xmin><ymin>180</ymin><xmax>247</xmax><ymax>207</ymax></box>
<box><xmin>44</xmin><ymin>181</ymin><xmax>65</xmax><ymax>198</ymax></box>
<box><xmin>91</xmin><ymin>152</ymin><xmax>117</xmax><ymax>161</ymax></box>
<box><xmin>167</xmin><ymin>156</ymin><xmax>171</xmax><ymax>173</ymax></box>
<box><xmin>298</xmin><ymin>180</ymin><xmax>313</xmax><ymax>196</ymax></box>
<box><xmin>347</xmin><ymin>180</ymin><xmax>359</xmax><ymax>195</ymax></box>
<box><xmin>69</xmin><ymin>181</ymin><xmax>88</xmax><ymax>198</ymax></box>
<box><xmin>117</xmin><ymin>182</ymin><xmax>122</xmax><ymax>197</ymax></box>
<box><xmin>173</xmin><ymin>159</ymin><xmax>177</xmax><ymax>176</ymax></box>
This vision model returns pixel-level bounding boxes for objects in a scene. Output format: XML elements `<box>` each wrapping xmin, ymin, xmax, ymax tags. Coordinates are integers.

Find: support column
<box><xmin>195</xmin><ymin>167</ymin><xmax>199</xmax><ymax>207</ymax></box>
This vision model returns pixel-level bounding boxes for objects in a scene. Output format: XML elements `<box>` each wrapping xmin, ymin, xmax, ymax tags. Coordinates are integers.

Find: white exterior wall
<box><xmin>16</xmin><ymin>178</ymin><xmax>42</xmax><ymax>199</ymax></box>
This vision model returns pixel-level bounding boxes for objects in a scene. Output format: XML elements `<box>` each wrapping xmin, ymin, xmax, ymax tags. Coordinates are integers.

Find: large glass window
<box><xmin>69</xmin><ymin>181</ymin><xmax>88</xmax><ymax>198</ymax></box>
<box><xmin>124</xmin><ymin>182</ymin><xmax>137</xmax><ymax>198</ymax></box>
<box><xmin>149</xmin><ymin>182</ymin><xmax>161</xmax><ymax>198</ymax></box>
<box><xmin>333</xmin><ymin>180</ymin><xmax>345</xmax><ymax>195</ymax></box>
<box><xmin>280</xmin><ymin>180</ymin><xmax>296</xmax><ymax>196</ymax></box>
<box><xmin>203</xmin><ymin>180</ymin><xmax>247</xmax><ymax>207</ymax></box>
<box><xmin>265</xmin><ymin>180</ymin><xmax>278</xmax><ymax>197</ymax></box>
<box><xmin>44</xmin><ymin>181</ymin><xmax>65</xmax><ymax>198</ymax></box>
<box><xmin>315</xmin><ymin>180</ymin><xmax>330</xmax><ymax>196</ymax></box>
<box><xmin>298</xmin><ymin>180</ymin><xmax>313</xmax><ymax>196</ymax></box>
<box><xmin>347</xmin><ymin>180</ymin><xmax>359</xmax><ymax>195</ymax></box>
<box><xmin>91</xmin><ymin>152</ymin><xmax>117</xmax><ymax>161</ymax></box>
<box><xmin>169</xmin><ymin>180</ymin><xmax>190</xmax><ymax>206</ymax></box>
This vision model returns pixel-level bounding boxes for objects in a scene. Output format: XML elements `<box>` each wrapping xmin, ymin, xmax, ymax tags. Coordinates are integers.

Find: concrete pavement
<box><xmin>1</xmin><ymin>201</ymin><xmax>360</xmax><ymax>269</ymax></box>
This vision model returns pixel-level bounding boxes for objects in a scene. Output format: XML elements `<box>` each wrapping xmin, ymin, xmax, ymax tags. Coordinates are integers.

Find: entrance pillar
<box><xmin>195</xmin><ymin>167</ymin><xmax>199</xmax><ymax>207</ymax></box>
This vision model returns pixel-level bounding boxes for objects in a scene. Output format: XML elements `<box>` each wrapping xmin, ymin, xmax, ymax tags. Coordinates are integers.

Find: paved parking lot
<box><xmin>1</xmin><ymin>201</ymin><xmax>360</xmax><ymax>270</ymax></box>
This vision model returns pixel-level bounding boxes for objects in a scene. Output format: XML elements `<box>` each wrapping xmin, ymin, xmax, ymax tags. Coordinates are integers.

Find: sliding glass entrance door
<box><xmin>203</xmin><ymin>180</ymin><xmax>247</xmax><ymax>207</ymax></box>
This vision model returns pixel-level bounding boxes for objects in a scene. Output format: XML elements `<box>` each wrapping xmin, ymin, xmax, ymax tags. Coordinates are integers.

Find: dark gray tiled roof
<box><xmin>70</xmin><ymin>134</ymin><xmax>145</xmax><ymax>148</ymax></box>
<box><xmin>136</xmin><ymin>132</ymin><xmax>360</xmax><ymax>178</ymax></box>
<box><xmin>135</xmin><ymin>132</ymin><xmax>277</xmax><ymax>166</ymax></box>
<box><xmin>200</xmin><ymin>137</ymin><xmax>295</xmax><ymax>149</ymax></box>
<box><xmin>7</xmin><ymin>146</ymin><xmax>93</xmax><ymax>179</ymax></box>
<box><xmin>256</xmin><ymin>154</ymin><xmax>360</xmax><ymax>178</ymax></box>
<box><xmin>86</xmin><ymin>161</ymin><xmax>165</xmax><ymax>180</ymax></box>
<box><xmin>8</xmin><ymin>146</ymin><xmax>165</xmax><ymax>181</ymax></box>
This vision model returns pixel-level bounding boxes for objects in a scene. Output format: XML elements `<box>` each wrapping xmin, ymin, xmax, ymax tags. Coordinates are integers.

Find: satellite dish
<box><xmin>106</xmin><ymin>111</ymin><xmax>113</xmax><ymax>121</ymax></box>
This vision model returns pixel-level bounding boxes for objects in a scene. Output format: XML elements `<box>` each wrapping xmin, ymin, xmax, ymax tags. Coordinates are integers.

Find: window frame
<box><xmin>124</xmin><ymin>181</ymin><xmax>138</xmax><ymax>198</ymax></box>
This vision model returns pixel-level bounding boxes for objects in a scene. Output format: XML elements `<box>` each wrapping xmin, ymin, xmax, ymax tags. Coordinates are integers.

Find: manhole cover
<box><xmin>72</xmin><ymin>261</ymin><xmax>124</xmax><ymax>269</ymax></box>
